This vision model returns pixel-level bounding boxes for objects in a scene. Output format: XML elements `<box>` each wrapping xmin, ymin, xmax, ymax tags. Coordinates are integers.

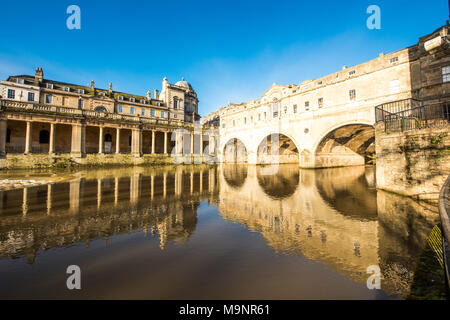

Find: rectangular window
<box><xmin>442</xmin><ymin>66</ymin><xmax>450</xmax><ymax>83</ymax></box>
<box><xmin>118</xmin><ymin>105</ymin><xmax>123</xmax><ymax>113</ymax></box>
<box><xmin>130</xmin><ymin>107</ymin><xmax>135</xmax><ymax>114</ymax></box>
<box><xmin>161</xmin><ymin>111</ymin><xmax>165</xmax><ymax>118</ymax></box>
<box><xmin>349</xmin><ymin>70</ymin><xmax>356</xmax><ymax>76</ymax></box>
<box><xmin>284</xmin><ymin>106</ymin><xmax>287</xmax><ymax>114</ymax></box>
<box><xmin>174</xmin><ymin>100</ymin><xmax>178</xmax><ymax>109</ymax></box>
<box><xmin>141</xmin><ymin>108</ymin><xmax>145</xmax><ymax>116</ymax></box>
<box><xmin>305</xmin><ymin>101</ymin><xmax>310</xmax><ymax>111</ymax></box>
<box><xmin>318</xmin><ymin>98</ymin><xmax>324</xmax><ymax>108</ymax></box>
<box><xmin>78</xmin><ymin>99</ymin><xmax>84</xmax><ymax>108</ymax></box>
<box><xmin>317</xmin><ymin>81</ymin><xmax>322</xmax><ymax>86</ymax></box>
<box><xmin>130</xmin><ymin>97</ymin><xmax>135</xmax><ymax>102</ymax></box>
<box><xmin>17</xmin><ymin>78</ymin><xmax>24</xmax><ymax>84</ymax></box>
<box><xmin>45</xmin><ymin>95</ymin><xmax>52</xmax><ymax>104</ymax></box>
<box><xmin>78</xmin><ymin>89</ymin><xmax>84</xmax><ymax>94</ymax></box>
<box><xmin>7</xmin><ymin>89</ymin><xmax>15</xmax><ymax>99</ymax></box>
<box><xmin>390</xmin><ymin>80</ymin><xmax>400</xmax><ymax>94</ymax></box>
<box><xmin>389</xmin><ymin>56</ymin><xmax>399</xmax><ymax>64</ymax></box>
<box><xmin>273</xmin><ymin>111</ymin><xmax>278</xmax><ymax>118</ymax></box>
<box><xmin>258</xmin><ymin>113</ymin><xmax>261</xmax><ymax>121</ymax></box>
<box><xmin>46</xmin><ymin>83</ymin><xmax>53</xmax><ymax>89</ymax></box>
<box><xmin>64</xmin><ymin>86</ymin><xmax>70</xmax><ymax>92</ymax></box>
<box><xmin>244</xmin><ymin>117</ymin><xmax>247</xmax><ymax>124</ymax></box>
<box><xmin>151</xmin><ymin>110</ymin><xmax>155</xmax><ymax>117</ymax></box>
<box><xmin>293</xmin><ymin>105</ymin><xmax>297</xmax><ymax>113</ymax></box>
<box><xmin>28</xmin><ymin>92</ymin><xmax>34</xmax><ymax>102</ymax></box>
<box><xmin>62</xmin><ymin>97</ymin><xmax>65</xmax><ymax>106</ymax></box>
<box><xmin>349</xmin><ymin>89</ymin><xmax>356</xmax><ymax>101</ymax></box>
<box><xmin>264</xmin><ymin>112</ymin><xmax>267</xmax><ymax>119</ymax></box>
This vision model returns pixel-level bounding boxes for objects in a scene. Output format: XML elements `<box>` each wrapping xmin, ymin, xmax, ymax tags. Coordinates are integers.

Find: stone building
<box><xmin>0</xmin><ymin>69</ymin><xmax>214</xmax><ymax>166</ymax></box>
<box><xmin>205</xmin><ymin>24</ymin><xmax>450</xmax><ymax>198</ymax></box>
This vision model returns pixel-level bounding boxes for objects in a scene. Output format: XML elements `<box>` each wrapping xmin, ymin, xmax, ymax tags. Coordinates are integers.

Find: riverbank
<box><xmin>0</xmin><ymin>153</ymin><xmax>213</xmax><ymax>170</ymax></box>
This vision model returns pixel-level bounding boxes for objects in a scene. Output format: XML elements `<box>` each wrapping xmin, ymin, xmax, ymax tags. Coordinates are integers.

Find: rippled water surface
<box><xmin>0</xmin><ymin>165</ymin><xmax>440</xmax><ymax>299</ymax></box>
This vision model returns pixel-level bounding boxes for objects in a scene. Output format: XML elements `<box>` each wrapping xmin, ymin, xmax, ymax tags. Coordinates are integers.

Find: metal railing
<box><xmin>375</xmin><ymin>99</ymin><xmax>450</xmax><ymax>133</ymax></box>
<box><xmin>0</xmin><ymin>99</ymin><xmax>193</xmax><ymax>129</ymax></box>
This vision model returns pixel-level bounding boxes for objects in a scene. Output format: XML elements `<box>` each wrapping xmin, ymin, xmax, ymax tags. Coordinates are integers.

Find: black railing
<box><xmin>376</xmin><ymin>99</ymin><xmax>450</xmax><ymax>133</ymax></box>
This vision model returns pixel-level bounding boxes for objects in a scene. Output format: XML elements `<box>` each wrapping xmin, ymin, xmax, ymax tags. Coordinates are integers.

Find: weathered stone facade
<box><xmin>0</xmin><ymin>69</ymin><xmax>218</xmax><ymax>168</ymax></box>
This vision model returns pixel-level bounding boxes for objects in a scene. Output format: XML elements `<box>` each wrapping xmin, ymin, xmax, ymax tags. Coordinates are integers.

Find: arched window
<box><xmin>95</xmin><ymin>106</ymin><xmax>108</xmax><ymax>112</ymax></box>
<box><xmin>6</xmin><ymin>128</ymin><xmax>11</xmax><ymax>143</ymax></box>
<box><xmin>173</xmin><ymin>97</ymin><xmax>178</xmax><ymax>109</ymax></box>
<box><xmin>39</xmin><ymin>130</ymin><xmax>50</xmax><ymax>144</ymax></box>
<box><xmin>105</xmin><ymin>133</ymin><xmax>112</xmax><ymax>142</ymax></box>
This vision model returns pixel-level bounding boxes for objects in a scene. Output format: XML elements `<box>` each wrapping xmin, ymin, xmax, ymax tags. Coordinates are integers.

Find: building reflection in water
<box><xmin>217</xmin><ymin>164</ymin><xmax>440</xmax><ymax>298</ymax></box>
<box><xmin>0</xmin><ymin>164</ymin><xmax>440</xmax><ymax>298</ymax></box>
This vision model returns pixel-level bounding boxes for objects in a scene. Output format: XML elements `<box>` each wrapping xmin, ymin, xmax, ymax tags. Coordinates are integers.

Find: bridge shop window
<box><xmin>151</xmin><ymin>110</ymin><xmax>155</xmax><ymax>117</ymax></box>
<box><xmin>28</xmin><ymin>92</ymin><xmax>35</xmax><ymax>102</ymax></box>
<box><xmin>141</xmin><ymin>108</ymin><xmax>145</xmax><ymax>116</ymax></box>
<box><xmin>442</xmin><ymin>66</ymin><xmax>450</xmax><ymax>83</ymax></box>
<box><xmin>293</xmin><ymin>104</ymin><xmax>297</xmax><ymax>113</ymax></box>
<box><xmin>318</xmin><ymin>98</ymin><xmax>324</xmax><ymax>108</ymax></box>
<box><xmin>118</xmin><ymin>105</ymin><xmax>123</xmax><ymax>113</ymax></box>
<box><xmin>78</xmin><ymin>99</ymin><xmax>84</xmax><ymax>109</ymax></box>
<box><xmin>45</xmin><ymin>94</ymin><xmax>52</xmax><ymax>104</ymax></box>
<box><xmin>305</xmin><ymin>101</ymin><xmax>310</xmax><ymax>111</ymax></box>
<box><xmin>349</xmin><ymin>89</ymin><xmax>356</xmax><ymax>101</ymax></box>
<box><xmin>130</xmin><ymin>107</ymin><xmax>135</xmax><ymax>114</ymax></box>
<box><xmin>7</xmin><ymin>89</ymin><xmax>15</xmax><ymax>99</ymax></box>
<box><xmin>39</xmin><ymin>130</ymin><xmax>50</xmax><ymax>144</ymax></box>
<box><xmin>161</xmin><ymin>111</ymin><xmax>165</xmax><ymax>118</ymax></box>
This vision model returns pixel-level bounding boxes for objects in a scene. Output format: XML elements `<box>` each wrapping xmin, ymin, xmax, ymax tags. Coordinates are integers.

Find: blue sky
<box><xmin>0</xmin><ymin>0</ymin><xmax>447</xmax><ymax>116</ymax></box>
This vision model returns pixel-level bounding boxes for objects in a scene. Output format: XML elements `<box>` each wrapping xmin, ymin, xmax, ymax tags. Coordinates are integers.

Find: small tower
<box><xmin>108</xmin><ymin>83</ymin><xmax>113</xmax><ymax>95</ymax></box>
<box><xmin>35</xmin><ymin>67</ymin><xmax>44</xmax><ymax>83</ymax></box>
<box><xmin>162</xmin><ymin>76</ymin><xmax>168</xmax><ymax>90</ymax></box>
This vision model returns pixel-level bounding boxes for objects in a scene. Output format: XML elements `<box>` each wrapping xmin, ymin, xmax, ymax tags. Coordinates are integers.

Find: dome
<box><xmin>175</xmin><ymin>77</ymin><xmax>193</xmax><ymax>91</ymax></box>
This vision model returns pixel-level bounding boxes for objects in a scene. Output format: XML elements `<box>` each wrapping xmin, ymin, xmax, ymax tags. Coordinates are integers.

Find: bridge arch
<box><xmin>256</xmin><ymin>133</ymin><xmax>300</xmax><ymax>164</ymax></box>
<box><xmin>222</xmin><ymin>138</ymin><xmax>248</xmax><ymax>163</ymax></box>
<box><xmin>313</xmin><ymin>121</ymin><xmax>375</xmax><ymax>168</ymax></box>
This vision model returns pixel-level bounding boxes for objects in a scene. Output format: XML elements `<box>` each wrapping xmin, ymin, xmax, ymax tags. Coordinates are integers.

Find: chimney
<box><xmin>90</xmin><ymin>80</ymin><xmax>95</xmax><ymax>90</ymax></box>
<box><xmin>146</xmin><ymin>90</ymin><xmax>151</xmax><ymax>100</ymax></box>
<box><xmin>154</xmin><ymin>89</ymin><xmax>159</xmax><ymax>100</ymax></box>
<box><xmin>108</xmin><ymin>83</ymin><xmax>112</xmax><ymax>95</ymax></box>
<box><xmin>35</xmin><ymin>67</ymin><xmax>43</xmax><ymax>83</ymax></box>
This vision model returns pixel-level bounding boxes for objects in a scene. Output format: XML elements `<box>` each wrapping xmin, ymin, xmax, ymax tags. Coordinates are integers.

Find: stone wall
<box><xmin>376</xmin><ymin>122</ymin><xmax>450</xmax><ymax>200</ymax></box>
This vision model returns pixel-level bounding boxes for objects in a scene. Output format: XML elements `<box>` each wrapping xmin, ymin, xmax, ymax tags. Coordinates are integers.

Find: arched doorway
<box><xmin>223</xmin><ymin>138</ymin><xmax>247</xmax><ymax>163</ymax></box>
<box><xmin>315</xmin><ymin>124</ymin><xmax>375</xmax><ymax>168</ymax></box>
<box><xmin>257</xmin><ymin>133</ymin><xmax>299</xmax><ymax>164</ymax></box>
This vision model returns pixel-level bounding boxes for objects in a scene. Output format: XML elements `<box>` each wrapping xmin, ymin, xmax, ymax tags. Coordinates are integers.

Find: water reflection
<box><xmin>0</xmin><ymin>164</ymin><xmax>440</xmax><ymax>299</ymax></box>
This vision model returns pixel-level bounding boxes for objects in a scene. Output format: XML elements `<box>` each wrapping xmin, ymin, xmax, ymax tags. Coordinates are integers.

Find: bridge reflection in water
<box><xmin>0</xmin><ymin>164</ymin><xmax>440</xmax><ymax>299</ymax></box>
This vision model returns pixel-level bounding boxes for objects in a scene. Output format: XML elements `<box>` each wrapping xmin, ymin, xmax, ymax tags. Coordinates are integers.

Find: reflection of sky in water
<box><xmin>0</xmin><ymin>165</ymin><xmax>440</xmax><ymax>299</ymax></box>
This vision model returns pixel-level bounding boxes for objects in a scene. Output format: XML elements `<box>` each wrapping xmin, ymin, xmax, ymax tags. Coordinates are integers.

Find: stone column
<box><xmin>46</xmin><ymin>184</ymin><xmax>52</xmax><ymax>215</ymax></box>
<box><xmin>0</xmin><ymin>118</ymin><xmax>7</xmax><ymax>158</ymax></box>
<box><xmin>49</xmin><ymin>123</ymin><xmax>55</xmax><ymax>155</ymax></box>
<box><xmin>209</xmin><ymin>136</ymin><xmax>215</xmax><ymax>155</ymax></box>
<box><xmin>163</xmin><ymin>171</ymin><xmax>167</xmax><ymax>198</ymax></box>
<box><xmin>116</xmin><ymin>128</ymin><xmax>121</xmax><ymax>154</ymax></box>
<box><xmin>70</xmin><ymin>123</ymin><xmax>86</xmax><ymax>158</ymax></box>
<box><xmin>98</xmin><ymin>126</ymin><xmax>104</xmax><ymax>154</ymax></box>
<box><xmin>200</xmin><ymin>134</ymin><xmax>203</xmax><ymax>155</ymax></box>
<box><xmin>97</xmin><ymin>178</ymin><xmax>102</xmax><ymax>208</ymax></box>
<box><xmin>24</xmin><ymin>121</ymin><xmax>33</xmax><ymax>154</ymax></box>
<box><xmin>69</xmin><ymin>179</ymin><xmax>81</xmax><ymax>213</ymax></box>
<box><xmin>131</xmin><ymin>128</ymin><xmax>142</xmax><ymax>157</ymax></box>
<box><xmin>164</xmin><ymin>131</ymin><xmax>168</xmax><ymax>154</ymax></box>
<box><xmin>22</xmin><ymin>187</ymin><xmax>28</xmax><ymax>216</ymax></box>
<box><xmin>190</xmin><ymin>132</ymin><xmax>194</xmax><ymax>155</ymax></box>
<box><xmin>151</xmin><ymin>130</ymin><xmax>155</xmax><ymax>154</ymax></box>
